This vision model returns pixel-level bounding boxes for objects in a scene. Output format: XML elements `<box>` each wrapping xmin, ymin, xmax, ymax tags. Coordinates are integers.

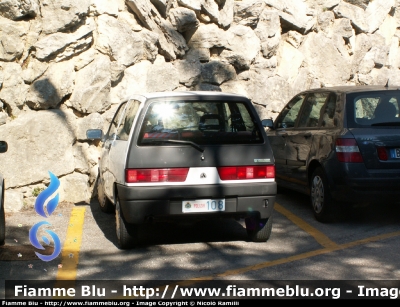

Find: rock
<box><xmin>0</xmin><ymin>113</ymin><xmax>7</xmax><ymax>125</ymax></box>
<box><xmin>377</xmin><ymin>14</ymin><xmax>397</xmax><ymax>45</ymax></box>
<box><xmin>285</xmin><ymin>30</ymin><xmax>304</xmax><ymax>49</ymax></box>
<box><xmin>26</xmin><ymin>61</ymin><xmax>76</xmax><ymax>110</ymax></box>
<box><xmin>59</xmin><ymin>172</ymin><xmax>91</xmax><ymax>203</ymax></box>
<box><xmin>187</xmin><ymin>23</ymin><xmax>231</xmax><ymax>48</ymax></box>
<box><xmin>255</xmin><ymin>8</ymin><xmax>281</xmax><ymax>44</ymax></box>
<box><xmin>333</xmin><ymin>1</ymin><xmax>368</xmax><ymax>33</ymax></box>
<box><xmin>201</xmin><ymin>60</ymin><xmax>236</xmax><ymax>85</ymax></box>
<box><xmin>95</xmin><ymin>14</ymin><xmax>157</xmax><ymax>67</ymax></box>
<box><xmin>34</xmin><ymin>22</ymin><xmax>94</xmax><ymax>62</ymax></box>
<box><xmin>218</xmin><ymin>0</ymin><xmax>234</xmax><ymax>28</ymax></box>
<box><xmin>68</xmin><ymin>53</ymin><xmax>111</xmax><ymax>114</ymax></box>
<box><xmin>0</xmin><ymin>110</ymin><xmax>76</xmax><ymax>188</ymax></box>
<box><xmin>276</xmin><ymin>41</ymin><xmax>304</xmax><ymax>83</ymax></box>
<box><xmin>73</xmin><ymin>48</ymin><xmax>96</xmax><ymax>71</ymax></box>
<box><xmin>0</xmin><ymin>0</ymin><xmax>39</xmax><ymax>20</ymax></box>
<box><xmin>364</xmin><ymin>0</ymin><xmax>395</xmax><ymax>34</ymax></box>
<box><xmin>126</xmin><ymin>0</ymin><xmax>188</xmax><ymax>60</ymax></box>
<box><xmin>233</xmin><ymin>0</ymin><xmax>266</xmax><ymax>28</ymax></box>
<box><xmin>72</xmin><ymin>142</ymin><xmax>101</xmax><ymax>190</ymax></box>
<box><xmin>178</xmin><ymin>0</ymin><xmax>201</xmax><ymax>12</ymax></box>
<box><xmin>21</xmin><ymin>58</ymin><xmax>48</xmax><ymax>84</ymax></box>
<box><xmin>169</xmin><ymin>7</ymin><xmax>199</xmax><ymax>33</ymax></box>
<box><xmin>0</xmin><ymin>62</ymin><xmax>28</xmax><ymax>116</ymax></box>
<box><xmin>0</xmin><ymin>16</ymin><xmax>25</xmax><ymax>61</ymax></box>
<box><xmin>109</xmin><ymin>61</ymin><xmax>152</xmax><ymax>104</ymax></box>
<box><xmin>202</xmin><ymin>0</ymin><xmax>219</xmax><ymax>22</ymax></box>
<box><xmin>4</xmin><ymin>189</ymin><xmax>24</xmax><ymax>213</ymax></box>
<box><xmin>299</xmin><ymin>32</ymin><xmax>352</xmax><ymax>85</ymax></box>
<box><xmin>220</xmin><ymin>25</ymin><xmax>261</xmax><ymax>70</ymax></box>
<box><xmin>89</xmin><ymin>0</ymin><xmax>119</xmax><ymax>16</ymax></box>
<box><xmin>145</xmin><ymin>56</ymin><xmax>180</xmax><ymax>92</ymax></box>
<box><xmin>173</xmin><ymin>59</ymin><xmax>202</xmax><ymax>86</ymax></box>
<box><xmin>75</xmin><ymin>113</ymin><xmax>104</xmax><ymax>141</ymax></box>
<box><xmin>265</xmin><ymin>0</ymin><xmax>315</xmax><ymax>34</ymax></box>
<box><xmin>40</xmin><ymin>0</ymin><xmax>91</xmax><ymax>34</ymax></box>
<box><xmin>150</xmin><ymin>0</ymin><xmax>168</xmax><ymax>18</ymax></box>
<box><xmin>388</xmin><ymin>37</ymin><xmax>400</xmax><ymax>69</ymax></box>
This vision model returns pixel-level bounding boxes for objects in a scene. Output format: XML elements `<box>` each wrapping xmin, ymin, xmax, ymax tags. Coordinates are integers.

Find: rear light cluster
<box><xmin>126</xmin><ymin>168</ymin><xmax>189</xmax><ymax>183</ymax></box>
<box><xmin>335</xmin><ymin>138</ymin><xmax>363</xmax><ymax>163</ymax></box>
<box><xmin>125</xmin><ymin>165</ymin><xmax>275</xmax><ymax>183</ymax></box>
<box><xmin>217</xmin><ymin>166</ymin><xmax>275</xmax><ymax>180</ymax></box>
<box><xmin>376</xmin><ymin>146</ymin><xmax>388</xmax><ymax>161</ymax></box>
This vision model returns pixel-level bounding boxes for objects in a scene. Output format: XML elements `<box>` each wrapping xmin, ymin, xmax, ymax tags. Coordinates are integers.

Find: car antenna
<box><xmin>385</xmin><ymin>79</ymin><xmax>389</xmax><ymax>88</ymax></box>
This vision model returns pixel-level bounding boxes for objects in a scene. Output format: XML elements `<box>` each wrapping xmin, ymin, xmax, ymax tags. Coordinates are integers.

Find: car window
<box><xmin>320</xmin><ymin>94</ymin><xmax>337</xmax><ymax>128</ymax></box>
<box><xmin>138</xmin><ymin>99</ymin><xmax>263</xmax><ymax>145</ymax></box>
<box><xmin>349</xmin><ymin>92</ymin><xmax>400</xmax><ymax>126</ymax></box>
<box><xmin>106</xmin><ymin>99</ymin><xmax>141</xmax><ymax>141</ymax></box>
<box><xmin>297</xmin><ymin>92</ymin><xmax>329</xmax><ymax>128</ymax></box>
<box><xmin>276</xmin><ymin>94</ymin><xmax>306</xmax><ymax>128</ymax></box>
<box><xmin>116</xmin><ymin>99</ymin><xmax>141</xmax><ymax>141</ymax></box>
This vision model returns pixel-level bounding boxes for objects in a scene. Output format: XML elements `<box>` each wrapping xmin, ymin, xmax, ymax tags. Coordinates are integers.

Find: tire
<box><xmin>0</xmin><ymin>187</ymin><xmax>5</xmax><ymax>246</ymax></box>
<box><xmin>245</xmin><ymin>215</ymin><xmax>273</xmax><ymax>242</ymax></box>
<box><xmin>115</xmin><ymin>197</ymin><xmax>139</xmax><ymax>249</ymax></box>
<box><xmin>97</xmin><ymin>174</ymin><xmax>114</xmax><ymax>213</ymax></box>
<box><xmin>310</xmin><ymin>167</ymin><xmax>339</xmax><ymax>223</ymax></box>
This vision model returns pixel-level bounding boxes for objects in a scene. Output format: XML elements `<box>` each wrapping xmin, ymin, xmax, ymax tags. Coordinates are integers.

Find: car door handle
<box><xmin>278</xmin><ymin>133</ymin><xmax>288</xmax><ymax>137</ymax></box>
<box><xmin>303</xmin><ymin>132</ymin><xmax>312</xmax><ymax>138</ymax></box>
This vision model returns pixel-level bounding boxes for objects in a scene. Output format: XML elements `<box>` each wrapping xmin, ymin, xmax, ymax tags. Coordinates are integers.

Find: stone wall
<box><xmin>0</xmin><ymin>0</ymin><xmax>399</xmax><ymax>211</ymax></box>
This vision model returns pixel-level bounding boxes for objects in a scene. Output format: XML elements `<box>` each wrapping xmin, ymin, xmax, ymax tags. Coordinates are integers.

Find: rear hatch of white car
<box><xmin>127</xmin><ymin>94</ymin><xmax>275</xmax><ymax>181</ymax></box>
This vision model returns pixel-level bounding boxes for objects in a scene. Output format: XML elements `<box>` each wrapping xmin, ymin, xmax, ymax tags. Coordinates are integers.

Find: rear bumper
<box><xmin>117</xmin><ymin>183</ymin><xmax>276</xmax><ymax>224</ymax></box>
<box><xmin>332</xmin><ymin>179</ymin><xmax>400</xmax><ymax>203</ymax></box>
<box><xmin>328</xmin><ymin>166</ymin><xmax>400</xmax><ymax>203</ymax></box>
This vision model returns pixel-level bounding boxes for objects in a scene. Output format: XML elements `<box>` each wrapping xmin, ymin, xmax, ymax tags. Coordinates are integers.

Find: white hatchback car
<box><xmin>87</xmin><ymin>91</ymin><xmax>277</xmax><ymax>249</ymax></box>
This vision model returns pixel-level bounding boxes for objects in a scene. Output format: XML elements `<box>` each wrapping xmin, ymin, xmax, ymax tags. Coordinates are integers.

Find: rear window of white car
<box><xmin>138</xmin><ymin>99</ymin><xmax>264</xmax><ymax>145</ymax></box>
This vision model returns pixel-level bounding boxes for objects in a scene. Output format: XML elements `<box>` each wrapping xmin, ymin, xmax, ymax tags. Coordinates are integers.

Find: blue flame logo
<box><xmin>29</xmin><ymin>171</ymin><xmax>62</xmax><ymax>262</ymax></box>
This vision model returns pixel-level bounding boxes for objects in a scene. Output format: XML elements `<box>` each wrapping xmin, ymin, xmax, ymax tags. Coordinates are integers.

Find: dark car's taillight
<box><xmin>376</xmin><ymin>146</ymin><xmax>388</xmax><ymax>161</ymax></box>
<box><xmin>217</xmin><ymin>166</ymin><xmax>275</xmax><ymax>180</ymax></box>
<box><xmin>335</xmin><ymin>138</ymin><xmax>363</xmax><ymax>163</ymax></box>
<box><xmin>126</xmin><ymin>168</ymin><xmax>189</xmax><ymax>183</ymax></box>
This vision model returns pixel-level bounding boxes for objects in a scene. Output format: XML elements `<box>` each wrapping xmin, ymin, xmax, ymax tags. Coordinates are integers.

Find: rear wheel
<box><xmin>115</xmin><ymin>198</ymin><xmax>139</xmax><ymax>249</ymax></box>
<box><xmin>245</xmin><ymin>215</ymin><xmax>273</xmax><ymax>242</ymax></box>
<box><xmin>97</xmin><ymin>174</ymin><xmax>114</xmax><ymax>213</ymax></box>
<box><xmin>0</xmin><ymin>186</ymin><xmax>5</xmax><ymax>246</ymax></box>
<box><xmin>310</xmin><ymin>167</ymin><xmax>339</xmax><ymax>222</ymax></box>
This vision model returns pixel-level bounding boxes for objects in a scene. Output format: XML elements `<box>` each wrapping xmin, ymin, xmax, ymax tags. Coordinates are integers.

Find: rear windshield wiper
<box><xmin>142</xmin><ymin>139</ymin><xmax>204</xmax><ymax>153</ymax></box>
<box><xmin>371</xmin><ymin>122</ymin><xmax>400</xmax><ymax>126</ymax></box>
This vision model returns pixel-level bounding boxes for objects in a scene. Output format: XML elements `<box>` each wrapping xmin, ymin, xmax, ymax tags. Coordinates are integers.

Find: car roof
<box><xmin>125</xmin><ymin>91</ymin><xmax>249</xmax><ymax>101</ymax></box>
<box><xmin>302</xmin><ymin>85</ymin><xmax>400</xmax><ymax>94</ymax></box>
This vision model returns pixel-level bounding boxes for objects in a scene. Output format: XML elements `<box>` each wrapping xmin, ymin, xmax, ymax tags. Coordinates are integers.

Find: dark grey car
<box><xmin>0</xmin><ymin>140</ymin><xmax>8</xmax><ymax>245</ymax></box>
<box><xmin>88</xmin><ymin>91</ymin><xmax>277</xmax><ymax>249</ymax></box>
<box><xmin>264</xmin><ymin>85</ymin><xmax>400</xmax><ymax>222</ymax></box>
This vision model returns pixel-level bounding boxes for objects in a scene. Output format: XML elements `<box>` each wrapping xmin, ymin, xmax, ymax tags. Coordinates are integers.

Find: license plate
<box><xmin>182</xmin><ymin>199</ymin><xmax>225</xmax><ymax>213</ymax></box>
<box><xmin>390</xmin><ymin>148</ymin><xmax>400</xmax><ymax>158</ymax></box>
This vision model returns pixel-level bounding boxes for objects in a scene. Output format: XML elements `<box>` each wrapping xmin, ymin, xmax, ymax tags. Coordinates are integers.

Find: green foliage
<box><xmin>32</xmin><ymin>187</ymin><xmax>44</xmax><ymax>197</ymax></box>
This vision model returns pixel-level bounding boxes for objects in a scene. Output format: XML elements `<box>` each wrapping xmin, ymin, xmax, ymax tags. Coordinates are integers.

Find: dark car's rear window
<box><xmin>138</xmin><ymin>99</ymin><xmax>264</xmax><ymax>145</ymax></box>
<box><xmin>346</xmin><ymin>91</ymin><xmax>400</xmax><ymax>128</ymax></box>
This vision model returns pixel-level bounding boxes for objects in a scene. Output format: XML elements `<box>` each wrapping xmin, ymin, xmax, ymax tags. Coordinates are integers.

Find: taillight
<box><xmin>217</xmin><ymin>166</ymin><xmax>275</xmax><ymax>180</ymax></box>
<box><xmin>335</xmin><ymin>138</ymin><xmax>363</xmax><ymax>163</ymax></box>
<box><xmin>377</xmin><ymin>146</ymin><xmax>388</xmax><ymax>161</ymax></box>
<box><xmin>125</xmin><ymin>168</ymin><xmax>189</xmax><ymax>183</ymax></box>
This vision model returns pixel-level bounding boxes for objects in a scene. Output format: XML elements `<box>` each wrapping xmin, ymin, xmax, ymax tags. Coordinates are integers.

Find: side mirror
<box><xmin>0</xmin><ymin>141</ymin><xmax>8</xmax><ymax>153</ymax></box>
<box><xmin>86</xmin><ymin>129</ymin><xmax>104</xmax><ymax>140</ymax></box>
<box><xmin>261</xmin><ymin>119</ymin><xmax>274</xmax><ymax>129</ymax></box>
